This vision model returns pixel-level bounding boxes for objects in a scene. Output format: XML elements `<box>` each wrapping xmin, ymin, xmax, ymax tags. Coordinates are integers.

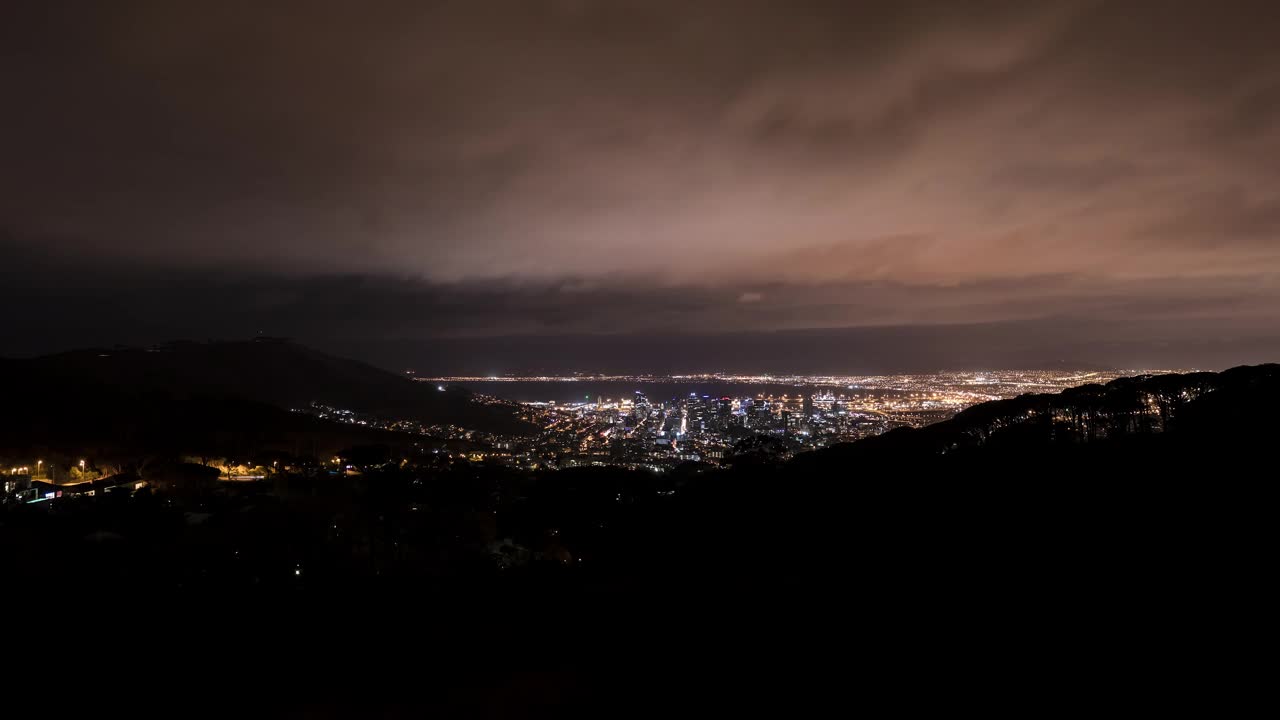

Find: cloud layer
<box><xmin>4</xmin><ymin>1</ymin><xmax>1280</xmax><ymax>366</ymax></box>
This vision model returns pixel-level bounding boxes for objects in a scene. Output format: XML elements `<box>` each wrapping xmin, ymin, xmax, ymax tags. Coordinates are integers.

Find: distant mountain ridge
<box><xmin>3</xmin><ymin>337</ymin><xmax>534</xmax><ymax>436</ymax></box>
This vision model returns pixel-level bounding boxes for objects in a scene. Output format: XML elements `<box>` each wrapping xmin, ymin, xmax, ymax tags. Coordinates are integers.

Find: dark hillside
<box><xmin>3</xmin><ymin>337</ymin><xmax>533</xmax><ymax>435</ymax></box>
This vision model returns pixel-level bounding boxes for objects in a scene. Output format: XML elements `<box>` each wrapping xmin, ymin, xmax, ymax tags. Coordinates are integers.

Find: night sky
<box><xmin>4</xmin><ymin>1</ymin><xmax>1280</xmax><ymax>373</ymax></box>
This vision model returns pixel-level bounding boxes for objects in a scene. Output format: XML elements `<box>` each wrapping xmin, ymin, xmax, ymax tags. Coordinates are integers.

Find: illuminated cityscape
<box><xmin>291</xmin><ymin>368</ymin><xmax>1189</xmax><ymax>473</ymax></box>
<box><xmin>0</xmin><ymin>365</ymin><xmax>1192</xmax><ymax>505</ymax></box>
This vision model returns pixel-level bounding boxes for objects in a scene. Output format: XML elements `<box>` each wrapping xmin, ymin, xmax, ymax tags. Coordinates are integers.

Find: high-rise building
<box><xmin>689</xmin><ymin>395</ymin><xmax>710</xmax><ymax>431</ymax></box>
<box><xmin>633</xmin><ymin>391</ymin><xmax>650</xmax><ymax>420</ymax></box>
<box><xmin>751</xmin><ymin>400</ymin><xmax>772</xmax><ymax>429</ymax></box>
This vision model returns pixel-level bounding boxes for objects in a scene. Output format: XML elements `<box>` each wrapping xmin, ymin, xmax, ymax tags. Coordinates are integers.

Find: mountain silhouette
<box><xmin>0</xmin><ymin>338</ymin><xmax>535</xmax><ymax>462</ymax></box>
<box><xmin>3</xmin><ymin>337</ymin><xmax>532</xmax><ymax>434</ymax></box>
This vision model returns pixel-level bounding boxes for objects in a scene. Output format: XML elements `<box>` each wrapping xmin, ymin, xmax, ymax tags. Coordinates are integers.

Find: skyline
<box><xmin>5</xmin><ymin>1</ymin><xmax>1280</xmax><ymax>371</ymax></box>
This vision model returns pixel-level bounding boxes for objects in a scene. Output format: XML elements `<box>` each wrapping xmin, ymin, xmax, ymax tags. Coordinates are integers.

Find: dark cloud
<box><xmin>3</xmin><ymin>1</ymin><xmax>1280</xmax><ymax>369</ymax></box>
<box><xmin>3</xmin><ymin>245</ymin><xmax>1278</xmax><ymax>372</ymax></box>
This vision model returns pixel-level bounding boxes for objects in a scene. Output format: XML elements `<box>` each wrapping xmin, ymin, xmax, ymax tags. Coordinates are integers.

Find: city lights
<box><xmin>301</xmin><ymin>368</ymin><xmax>1187</xmax><ymax>473</ymax></box>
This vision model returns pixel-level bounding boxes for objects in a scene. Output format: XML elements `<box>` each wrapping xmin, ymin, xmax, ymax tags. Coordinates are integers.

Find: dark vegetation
<box><xmin>5</xmin><ymin>360</ymin><xmax>1271</xmax><ymax>592</ymax></box>
<box><xmin>3</xmin><ymin>356</ymin><xmax>1271</xmax><ymax>712</ymax></box>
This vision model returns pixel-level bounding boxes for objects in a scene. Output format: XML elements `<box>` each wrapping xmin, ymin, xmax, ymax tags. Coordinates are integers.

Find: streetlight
<box><xmin>37</xmin><ymin>460</ymin><xmax>43</xmax><ymax>479</ymax></box>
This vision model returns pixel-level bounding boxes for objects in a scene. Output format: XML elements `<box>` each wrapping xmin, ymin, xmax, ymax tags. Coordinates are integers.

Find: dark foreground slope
<box><xmin>793</xmin><ymin>362</ymin><xmax>1280</xmax><ymax>475</ymax></box>
<box><xmin>6</xmin><ymin>364</ymin><xmax>1272</xmax><ymax>592</ymax></box>
<box><xmin>3</xmin><ymin>365</ymin><xmax>1272</xmax><ymax>713</ymax></box>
